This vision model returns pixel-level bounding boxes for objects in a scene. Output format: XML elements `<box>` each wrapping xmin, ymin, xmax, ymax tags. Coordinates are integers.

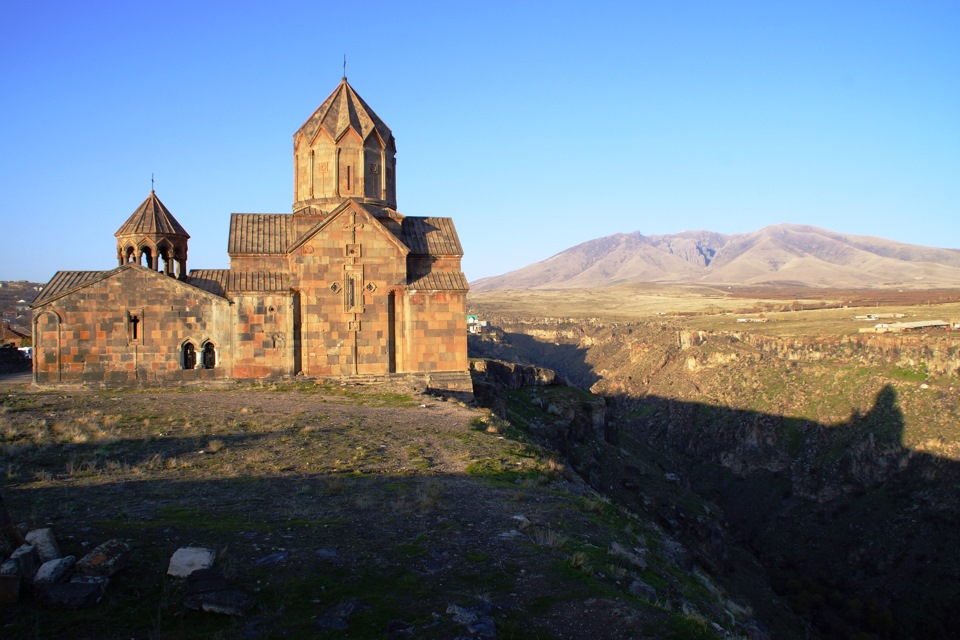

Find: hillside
<box><xmin>0</xmin><ymin>380</ymin><xmax>798</xmax><ymax>639</ymax></box>
<box><xmin>471</xmin><ymin>224</ymin><xmax>960</xmax><ymax>291</ymax></box>
<box><xmin>0</xmin><ymin>281</ymin><xmax>42</xmax><ymax>332</ymax></box>
<box><xmin>467</xmin><ymin>302</ymin><xmax>960</xmax><ymax>638</ymax></box>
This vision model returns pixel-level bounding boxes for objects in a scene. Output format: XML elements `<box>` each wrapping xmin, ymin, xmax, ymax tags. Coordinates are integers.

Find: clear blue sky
<box><xmin>2</xmin><ymin>0</ymin><xmax>958</xmax><ymax>283</ymax></box>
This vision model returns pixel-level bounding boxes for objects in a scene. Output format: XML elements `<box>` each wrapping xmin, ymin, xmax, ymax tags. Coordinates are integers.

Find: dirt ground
<box><xmin>0</xmin><ymin>379</ymin><xmax>683</xmax><ymax>639</ymax></box>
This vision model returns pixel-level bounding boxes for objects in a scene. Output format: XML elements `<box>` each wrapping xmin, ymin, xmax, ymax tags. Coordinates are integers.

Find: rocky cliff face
<box><xmin>469</xmin><ymin>319</ymin><xmax>960</xmax><ymax>638</ymax></box>
<box><xmin>469</xmin><ymin>358</ymin><xmax>805</xmax><ymax>639</ymax></box>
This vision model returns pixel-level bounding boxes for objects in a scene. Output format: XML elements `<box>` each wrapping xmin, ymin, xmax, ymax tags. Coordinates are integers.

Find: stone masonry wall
<box><xmin>401</xmin><ymin>291</ymin><xmax>468</xmax><ymax>374</ymax></box>
<box><xmin>230</xmin><ymin>293</ymin><xmax>294</xmax><ymax>378</ymax></box>
<box><xmin>33</xmin><ymin>267</ymin><xmax>232</xmax><ymax>384</ymax></box>
<box><xmin>289</xmin><ymin>205</ymin><xmax>407</xmax><ymax>377</ymax></box>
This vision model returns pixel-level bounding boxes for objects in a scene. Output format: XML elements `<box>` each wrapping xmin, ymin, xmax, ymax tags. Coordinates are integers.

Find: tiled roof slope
<box><xmin>407</xmin><ymin>271</ymin><xmax>469</xmax><ymax>291</ymax></box>
<box><xmin>189</xmin><ymin>270</ymin><xmax>289</xmax><ymax>295</ymax></box>
<box><xmin>228</xmin><ymin>214</ymin><xmax>297</xmax><ymax>255</ymax></box>
<box><xmin>228</xmin><ymin>271</ymin><xmax>289</xmax><ymax>292</ymax></box>
<box><xmin>400</xmin><ymin>217</ymin><xmax>463</xmax><ymax>256</ymax></box>
<box><xmin>187</xmin><ymin>270</ymin><xmax>230</xmax><ymax>297</ymax></box>
<box><xmin>32</xmin><ymin>270</ymin><xmax>111</xmax><ymax>306</ymax></box>
<box><xmin>295</xmin><ymin>78</ymin><xmax>394</xmax><ymax>147</ymax></box>
<box><xmin>115</xmin><ymin>191</ymin><xmax>189</xmax><ymax>238</ymax></box>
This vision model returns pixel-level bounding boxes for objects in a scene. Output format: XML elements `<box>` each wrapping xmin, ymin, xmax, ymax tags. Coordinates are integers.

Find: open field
<box><xmin>470</xmin><ymin>284</ymin><xmax>960</xmax><ymax>339</ymax></box>
<box><xmin>0</xmin><ymin>380</ymin><xmax>758</xmax><ymax>639</ymax></box>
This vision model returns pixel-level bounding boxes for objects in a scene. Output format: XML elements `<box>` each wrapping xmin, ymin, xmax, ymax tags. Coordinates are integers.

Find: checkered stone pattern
<box><xmin>33</xmin><ymin>267</ymin><xmax>231</xmax><ymax>384</ymax></box>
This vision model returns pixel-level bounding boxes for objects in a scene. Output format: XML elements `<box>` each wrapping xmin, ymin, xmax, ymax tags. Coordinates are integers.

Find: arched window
<box><xmin>202</xmin><ymin>342</ymin><xmax>216</xmax><ymax>369</ymax></box>
<box><xmin>182</xmin><ymin>342</ymin><xmax>196</xmax><ymax>370</ymax></box>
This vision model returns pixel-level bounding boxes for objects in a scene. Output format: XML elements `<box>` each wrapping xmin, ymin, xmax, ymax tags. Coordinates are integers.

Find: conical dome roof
<box><xmin>295</xmin><ymin>78</ymin><xmax>394</xmax><ymax>148</ymax></box>
<box><xmin>115</xmin><ymin>190</ymin><xmax>189</xmax><ymax>239</ymax></box>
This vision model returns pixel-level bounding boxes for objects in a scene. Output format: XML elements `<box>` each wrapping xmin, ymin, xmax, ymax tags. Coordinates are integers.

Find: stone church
<box><xmin>31</xmin><ymin>78</ymin><xmax>471</xmax><ymax>393</ymax></box>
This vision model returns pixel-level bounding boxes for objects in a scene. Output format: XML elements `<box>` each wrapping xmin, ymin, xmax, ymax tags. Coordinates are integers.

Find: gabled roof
<box><xmin>31</xmin><ymin>270</ymin><xmax>112</xmax><ymax>306</ymax></box>
<box><xmin>32</xmin><ymin>265</ymin><xmax>228</xmax><ymax>307</ymax></box>
<box><xmin>190</xmin><ymin>269</ymin><xmax>290</xmax><ymax>295</ymax></box>
<box><xmin>115</xmin><ymin>191</ymin><xmax>189</xmax><ymax>239</ymax></box>
<box><xmin>295</xmin><ymin>78</ymin><xmax>394</xmax><ymax>149</ymax></box>
<box><xmin>400</xmin><ymin>217</ymin><xmax>463</xmax><ymax>256</ymax></box>
<box><xmin>288</xmin><ymin>200</ymin><xmax>410</xmax><ymax>257</ymax></box>
<box><xmin>0</xmin><ymin>324</ymin><xmax>30</xmax><ymax>340</ymax></box>
<box><xmin>228</xmin><ymin>214</ymin><xmax>298</xmax><ymax>255</ymax></box>
<box><xmin>407</xmin><ymin>271</ymin><xmax>469</xmax><ymax>291</ymax></box>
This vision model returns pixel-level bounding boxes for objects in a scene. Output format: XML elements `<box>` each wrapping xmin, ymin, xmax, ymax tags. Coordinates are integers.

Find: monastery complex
<box><xmin>30</xmin><ymin>78</ymin><xmax>471</xmax><ymax>393</ymax></box>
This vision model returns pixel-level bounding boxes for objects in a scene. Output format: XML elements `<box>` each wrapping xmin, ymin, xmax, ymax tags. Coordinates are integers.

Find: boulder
<box><xmin>628</xmin><ymin>578</ymin><xmax>658</xmax><ymax>602</ymax></box>
<box><xmin>25</xmin><ymin>528</ymin><xmax>61</xmax><ymax>563</ymax></box>
<box><xmin>0</xmin><ymin>559</ymin><xmax>21</xmax><ymax>604</ymax></box>
<box><xmin>34</xmin><ymin>555</ymin><xmax>76</xmax><ymax>588</ymax></box>
<box><xmin>76</xmin><ymin>539</ymin><xmax>130</xmax><ymax>576</ymax></box>
<box><xmin>183</xmin><ymin>568</ymin><xmax>253</xmax><ymax>616</ymax></box>
<box><xmin>38</xmin><ymin>576</ymin><xmax>106</xmax><ymax>608</ymax></box>
<box><xmin>9</xmin><ymin>544</ymin><xmax>38</xmax><ymax>583</ymax></box>
<box><xmin>167</xmin><ymin>546</ymin><xmax>215</xmax><ymax>578</ymax></box>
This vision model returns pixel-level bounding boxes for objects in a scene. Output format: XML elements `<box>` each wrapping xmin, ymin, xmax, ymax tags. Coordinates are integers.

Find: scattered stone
<box><xmin>183</xmin><ymin>568</ymin><xmax>254</xmax><ymax>616</ymax></box>
<box><xmin>628</xmin><ymin>578</ymin><xmax>658</xmax><ymax>602</ymax></box>
<box><xmin>9</xmin><ymin>544</ymin><xmax>38</xmax><ymax>583</ymax></box>
<box><xmin>316</xmin><ymin>599</ymin><xmax>368</xmax><ymax>632</ymax></box>
<box><xmin>38</xmin><ymin>577</ymin><xmax>106</xmax><ymax>608</ymax></box>
<box><xmin>71</xmin><ymin>574</ymin><xmax>110</xmax><ymax>589</ymax></box>
<box><xmin>447</xmin><ymin>602</ymin><xmax>496</xmax><ymax>638</ymax></box>
<box><xmin>608</xmin><ymin>541</ymin><xmax>647</xmax><ymax>569</ymax></box>
<box><xmin>76</xmin><ymin>538</ymin><xmax>131</xmax><ymax>576</ymax></box>
<box><xmin>25</xmin><ymin>528</ymin><xmax>61</xmax><ymax>563</ymax></box>
<box><xmin>314</xmin><ymin>548</ymin><xmax>337</xmax><ymax>560</ymax></box>
<box><xmin>167</xmin><ymin>546</ymin><xmax>215</xmax><ymax>577</ymax></box>
<box><xmin>0</xmin><ymin>559</ymin><xmax>21</xmax><ymax>604</ymax></box>
<box><xmin>664</xmin><ymin>472</ymin><xmax>681</xmax><ymax>484</ymax></box>
<box><xmin>254</xmin><ymin>551</ymin><xmax>288</xmax><ymax>566</ymax></box>
<box><xmin>34</xmin><ymin>555</ymin><xmax>76</xmax><ymax>588</ymax></box>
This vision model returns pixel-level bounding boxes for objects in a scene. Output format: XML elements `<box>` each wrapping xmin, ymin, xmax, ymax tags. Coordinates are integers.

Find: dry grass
<box><xmin>470</xmin><ymin>285</ymin><xmax>960</xmax><ymax>339</ymax></box>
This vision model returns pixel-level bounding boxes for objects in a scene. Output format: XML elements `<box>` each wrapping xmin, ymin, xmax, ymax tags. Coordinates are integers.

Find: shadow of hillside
<box><xmin>611</xmin><ymin>384</ymin><xmax>960</xmax><ymax>639</ymax></box>
<box><xmin>470</xmin><ymin>324</ymin><xmax>960</xmax><ymax>638</ymax></box>
<box><xmin>469</xmin><ymin>330</ymin><xmax>601</xmax><ymax>389</ymax></box>
<box><xmin>4</xmin><ymin>363</ymin><xmax>959</xmax><ymax>638</ymax></box>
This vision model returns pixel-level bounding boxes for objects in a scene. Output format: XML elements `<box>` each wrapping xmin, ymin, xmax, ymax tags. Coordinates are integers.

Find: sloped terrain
<box><xmin>0</xmin><ymin>380</ymin><xmax>795</xmax><ymax>639</ymax></box>
<box><xmin>471</xmin><ymin>224</ymin><xmax>960</xmax><ymax>290</ymax></box>
<box><xmin>468</xmin><ymin>304</ymin><xmax>960</xmax><ymax>638</ymax></box>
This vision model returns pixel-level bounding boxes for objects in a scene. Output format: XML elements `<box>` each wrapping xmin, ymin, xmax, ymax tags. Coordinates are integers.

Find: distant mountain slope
<box><xmin>471</xmin><ymin>224</ymin><xmax>960</xmax><ymax>290</ymax></box>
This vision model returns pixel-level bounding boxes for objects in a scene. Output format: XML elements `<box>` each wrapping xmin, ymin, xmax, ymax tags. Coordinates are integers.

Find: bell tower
<box><xmin>292</xmin><ymin>78</ymin><xmax>397</xmax><ymax>217</ymax></box>
<box><xmin>114</xmin><ymin>190</ymin><xmax>190</xmax><ymax>278</ymax></box>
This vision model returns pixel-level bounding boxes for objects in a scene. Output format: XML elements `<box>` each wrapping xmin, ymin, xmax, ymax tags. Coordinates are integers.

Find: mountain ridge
<box><xmin>472</xmin><ymin>224</ymin><xmax>960</xmax><ymax>290</ymax></box>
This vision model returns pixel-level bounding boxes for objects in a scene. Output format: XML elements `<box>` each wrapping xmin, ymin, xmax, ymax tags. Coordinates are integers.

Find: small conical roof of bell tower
<box><xmin>115</xmin><ymin>190</ymin><xmax>189</xmax><ymax>239</ymax></box>
<box><xmin>295</xmin><ymin>78</ymin><xmax>394</xmax><ymax>149</ymax></box>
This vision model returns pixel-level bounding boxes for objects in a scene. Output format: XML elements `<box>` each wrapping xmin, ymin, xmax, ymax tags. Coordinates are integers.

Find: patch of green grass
<box><xmin>667</xmin><ymin>614</ymin><xmax>719</xmax><ymax>640</ymax></box>
<box><xmin>780</xmin><ymin>417</ymin><xmax>807</xmax><ymax>455</ymax></box>
<box><xmin>888</xmin><ymin>366</ymin><xmax>927</xmax><ymax>382</ymax></box>
<box><xmin>465</xmin><ymin>458</ymin><xmax>537</xmax><ymax>483</ymax></box>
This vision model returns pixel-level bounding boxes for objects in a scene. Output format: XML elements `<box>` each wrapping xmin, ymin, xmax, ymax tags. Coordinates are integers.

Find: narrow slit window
<box><xmin>343</xmin><ymin>266</ymin><xmax>364</xmax><ymax>313</ymax></box>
